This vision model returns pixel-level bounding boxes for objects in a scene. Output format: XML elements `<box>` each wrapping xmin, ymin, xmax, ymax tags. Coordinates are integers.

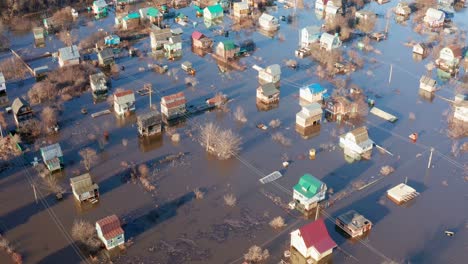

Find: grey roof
<box><xmin>320</xmin><ymin>32</ymin><xmax>337</xmax><ymax>47</ymax></box>
<box><xmin>0</xmin><ymin>72</ymin><xmax>4</xmax><ymax>84</ymax></box>
<box><xmin>168</xmin><ymin>35</ymin><xmax>182</xmax><ymax>44</ymax></box>
<box><xmin>265</xmin><ymin>64</ymin><xmax>281</xmax><ymax>76</ymax></box>
<box><xmin>58</xmin><ymin>45</ymin><xmax>80</xmax><ymax>62</ymax></box>
<box><xmin>98</xmin><ymin>48</ymin><xmax>114</xmax><ymax>60</ymax></box>
<box><xmin>420</xmin><ymin>76</ymin><xmax>436</xmax><ymax>86</ymax></box>
<box><xmin>41</xmin><ymin>143</ymin><xmax>63</xmax><ymax>161</ymax></box>
<box><xmin>90</xmin><ymin>72</ymin><xmax>108</xmax><ymax>91</ymax></box>
<box><xmin>259</xmin><ymin>83</ymin><xmax>279</xmax><ymax>97</ymax></box>
<box><xmin>33</xmin><ymin>66</ymin><xmax>49</xmax><ymax>75</ymax></box>
<box><xmin>171</xmin><ymin>27</ymin><xmax>183</xmax><ymax>35</ymax></box>
<box><xmin>70</xmin><ymin>173</ymin><xmax>99</xmax><ymax>195</ymax></box>
<box><xmin>151</xmin><ymin>28</ymin><xmax>172</xmax><ymax>42</ymax></box>
<box><xmin>337</xmin><ymin>210</ymin><xmax>371</xmax><ymax>230</ymax></box>
<box><xmin>137</xmin><ymin>110</ymin><xmax>162</xmax><ymax>127</ymax></box>
<box><xmin>12</xmin><ymin>97</ymin><xmax>29</xmax><ymax>115</ymax></box>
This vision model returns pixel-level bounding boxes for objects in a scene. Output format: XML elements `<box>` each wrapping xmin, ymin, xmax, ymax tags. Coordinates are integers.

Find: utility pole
<box><xmin>149</xmin><ymin>85</ymin><xmax>152</xmax><ymax>109</ymax></box>
<box><xmin>427</xmin><ymin>147</ymin><xmax>434</xmax><ymax>169</ymax></box>
<box><xmin>388</xmin><ymin>64</ymin><xmax>393</xmax><ymax>84</ymax></box>
<box><xmin>32</xmin><ymin>184</ymin><xmax>38</xmax><ymax>204</ymax></box>
<box><xmin>315</xmin><ymin>203</ymin><xmax>320</xmax><ymax>220</ymax></box>
<box><xmin>0</xmin><ymin>124</ymin><xmax>3</xmax><ymax>138</ymax></box>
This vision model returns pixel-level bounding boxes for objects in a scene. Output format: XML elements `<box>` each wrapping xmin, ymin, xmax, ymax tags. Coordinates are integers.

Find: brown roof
<box><xmin>447</xmin><ymin>45</ymin><xmax>462</xmax><ymax>58</ymax></box>
<box><xmin>115</xmin><ymin>90</ymin><xmax>134</xmax><ymax>97</ymax></box>
<box><xmin>96</xmin><ymin>215</ymin><xmax>124</xmax><ymax>240</ymax></box>
<box><xmin>349</xmin><ymin>126</ymin><xmax>369</xmax><ymax>144</ymax></box>
<box><xmin>162</xmin><ymin>92</ymin><xmax>186</xmax><ymax>109</ymax></box>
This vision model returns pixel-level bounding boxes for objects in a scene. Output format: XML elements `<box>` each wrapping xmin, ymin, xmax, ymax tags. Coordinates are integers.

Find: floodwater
<box><xmin>1</xmin><ymin>2</ymin><xmax>467</xmax><ymax>264</ymax></box>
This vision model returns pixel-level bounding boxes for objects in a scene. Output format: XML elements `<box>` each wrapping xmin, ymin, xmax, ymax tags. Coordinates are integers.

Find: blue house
<box><xmin>104</xmin><ymin>35</ymin><xmax>120</xmax><ymax>46</ymax></box>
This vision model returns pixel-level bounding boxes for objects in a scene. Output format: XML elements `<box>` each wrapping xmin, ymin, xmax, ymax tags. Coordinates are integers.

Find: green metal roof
<box><xmin>124</xmin><ymin>12</ymin><xmax>140</xmax><ymax>21</ymax></box>
<box><xmin>293</xmin><ymin>174</ymin><xmax>323</xmax><ymax>199</ymax></box>
<box><xmin>206</xmin><ymin>4</ymin><xmax>223</xmax><ymax>14</ymax></box>
<box><xmin>222</xmin><ymin>40</ymin><xmax>236</xmax><ymax>51</ymax></box>
<box><xmin>147</xmin><ymin>7</ymin><xmax>160</xmax><ymax>17</ymax></box>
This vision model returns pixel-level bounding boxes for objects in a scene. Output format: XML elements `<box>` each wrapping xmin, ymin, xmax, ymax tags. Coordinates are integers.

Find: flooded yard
<box><xmin>0</xmin><ymin>1</ymin><xmax>467</xmax><ymax>264</ymax></box>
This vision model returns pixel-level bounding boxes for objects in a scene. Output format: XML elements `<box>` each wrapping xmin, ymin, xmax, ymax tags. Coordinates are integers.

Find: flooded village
<box><xmin>0</xmin><ymin>0</ymin><xmax>467</xmax><ymax>263</ymax></box>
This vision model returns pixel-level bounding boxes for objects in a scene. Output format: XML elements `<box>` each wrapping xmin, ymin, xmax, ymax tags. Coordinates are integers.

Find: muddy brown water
<box><xmin>1</xmin><ymin>2</ymin><xmax>467</xmax><ymax>264</ymax></box>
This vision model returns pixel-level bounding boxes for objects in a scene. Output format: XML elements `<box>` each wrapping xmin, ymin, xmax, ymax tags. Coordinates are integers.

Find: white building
<box><xmin>258</xmin><ymin>13</ymin><xmax>279</xmax><ymax>31</ymax></box>
<box><xmin>57</xmin><ymin>45</ymin><xmax>80</xmax><ymax>68</ymax></box>
<box><xmin>454</xmin><ymin>101</ymin><xmax>468</xmax><ymax>122</ymax></box>
<box><xmin>96</xmin><ymin>215</ymin><xmax>125</xmax><ymax>250</ymax></box>
<box><xmin>320</xmin><ymin>32</ymin><xmax>341</xmax><ymax>51</ymax></box>
<box><xmin>293</xmin><ymin>174</ymin><xmax>327</xmax><ymax>211</ymax></box>
<box><xmin>233</xmin><ymin>2</ymin><xmax>249</xmax><ymax>18</ymax></box>
<box><xmin>258</xmin><ymin>64</ymin><xmax>281</xmax><ymax>84</ymax></box>
<box><xmin>300</xmin><ymin>83</ymin><xmax>327</xmax><ymax>104</ymax></box>
<box><xmin>300</xmin><ymin>26</ymin><xmax>321</xmax><ymax>48</ymax></box>
<box><xmin>339</xmin><ymin>126</ymin><xmax>373</xmax><ymax>158</ymax></box>
<box><xmin>296</xmin><ymin>103</ymin><xmax>323</xmax><ymax>128</ymax></box>
<box><xmin>113</xmin><ymin>90</ymin><xmax>136</xmax><ymax>116</ymax></box>
<box><xmin>423</xmin><ymin>8</ymin><xmax>445</xmax><ymax>28</ymax></box>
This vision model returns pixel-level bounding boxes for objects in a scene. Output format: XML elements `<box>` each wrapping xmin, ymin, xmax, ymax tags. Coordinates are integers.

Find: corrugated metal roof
<box><xmin>96</xmin><ymin>215</ymin><xmax>124</xmax><ymax>240</ymax></box>
<box><xmin>259</xmin><ymin>83</ymin><xmax>279</xmax><ymax>97</ymax></box>
<box><xmin>41</xmin><ymin>143</ymin><xmax>63</xmax><ymax>161</ymax></box>
<box><xmin>297</xmin><ymin>219</ymin><xmax>337</xmax><ymax>253</ymax></box>
<box><xmin>114</xmin><ymin>90</ymin><xmax>135</xmax><ymax>105</ymax></box>
<box><xmin>71</xmin><ymin>173</ymin><xmax>99</xmax><ymax>195</ymax></box>
<box><xmin>206</xmin><ymin>4</ymin><xmax>223</xmax><ymax>14</ymax></box>
<box><xmin>124</xmin><ymin>12</ymin><xmax>140</xmax><ymax>21</ymax></box>
<box><xmin>58</xmin><ymin>45</ymin><xmax>80</xmax><ymax>62</ymax></box>
<box><xmin>12</xmin><ymin>97</ymin><xmax>29</xmax><ymax>115</ymax></box>
<box><xmin>137</xmin><ymin>110</ymin><xmax>162</xmax><ymax>127</ymax></box>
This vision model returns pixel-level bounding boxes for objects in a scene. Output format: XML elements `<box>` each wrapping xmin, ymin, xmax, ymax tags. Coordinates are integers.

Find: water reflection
<box><xmin>115</xmin><ymin>112</ymin><xmax>137</xmax><ymax>128</ymax></box>
<box><xmin>138</xmin><ymin>134</ymin><xmax>164</xmax><ymax>153</ymax></box>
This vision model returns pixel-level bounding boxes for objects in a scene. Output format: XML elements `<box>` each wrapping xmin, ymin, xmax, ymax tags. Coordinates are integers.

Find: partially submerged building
<box><xmin>258</xmin><ymin>13</ymin><xmax>280</xmax><ymax>31</ymax></box>
<box><xmin>96</xmin><ymin>215</ymin><xmax>125</xmax><ymax>250</ymax></box>
<box><xmin>339</xmin><ymin>126</ymin><xmax>373</xmax><ymax>160</ymax></box>
<box><xmin>258</xmin><ymin>64</ymin><xmax>281</xmax><ymax>85</ymax></box>
<box><xmin>92</xmin><ymin>0</ymin><xmax>108</xmax><ymax>17</ymax></box>
<box><xmin>122</xmin><ymin>13</ymin><xmax>141</xmax><ymax>30</ymax></box>
<box><xmin>164</xmin><ymin>35</ymin><xmax>183</xmax><ymax>58</ymax></box>
<box><xmin>203</xmin><ymin>4</ymin><xmax>224</xmax><ymax>21</ymax></box>
<box><xmin>454</xmin><ymin>101</ymin><xmax>468</xmax><ymax>122</ymax></box>
<box><xmin>300</xmin><ymin>83</ymin><xmax>327</xmax><ymax>104</ymax></box>
<box><xmin>423</xmin><ymin>8</ymin><xmax>445</xmax><ymax>28</ymax></box>
<box><xmin>33</xmin><ymin>27</ymin><xmax>45</xmax><ymax>47</ymax></box>
<box><xmin>296</xmin><ymin>102</ymin><xmax>323</xmax><ymax>132</ymax></box>
<box><xmin>192</xmin><ymin>31</ymin><xmax>213</xmax><ymax>49</ymax></box>
<box><xmin>57</xmin><ymin>45</ymin><xmax>80</xmax><ymax>68</ymax></box>
<box><xmin>436</xmin><ymin>45</ymin><xmax>462</xmax><ymax>73</ymax></box>
<box><xmin>336</xmin><ymin>210</ymin><xmax>372</xmax><ymax>238</ymax></box>
<box><xmin>40</xmin><ymin>143</ymin><xmax>63</xmax><ymax>172</ymax></box>
<box><xmin>419</xmin><ymin>76</ymin><xmax>437</xmax><ymax>93</ymax></box>
<box><xmin>256</xmin><ymin>83</ymin><xmax>280</xmax><ymax>105</ymax></box>
<box><xmin>387</xmin><ymin>183</ymin><xmax>419</xmax><ymax>204</ymax></box>
<box><xmin>394</xmin><ymin>2</ymin><xmax>411</xmax><ymax>16</ymax></box>
<box><xmin>412</xmin><ymin>43</ymin><xmax>428</xmax><ymax>56</ymax></box>
<box><xmin>320</xmin><ymin>32</ymin><xmax>342</xmax><ymax>51</ymax></box>
<box><xmin>12</xmin><ymin>97</ymin><xmax>33</xmax><ymax>127</ymax></box>
<box><xmin>113</xmin><ymin>90</ymin><xmax>136</xmax><ymax>116</ymax></box>
<box><xmin>97</xmin><ymin>48</ymin><xmax>115</xmax><ymax>67</ymax></box>
<box><xmin>290</xmin><ymin>219</ymin><xmax>337</xmax><ymax>262</ymax></box>
<box><xmin>300</xmin><ymin>26</ymin><xmax>321</xmax><ymax>48</ymax></box>
<box><xmin>161</xmin><ymin>92</ymin><xmax>186</xmax><ymax>120</ymax></box>
<box><xmin>70</xmin><ymin>173</ymin><xmax>99</xmax><ymax>203</ymax></box>
<box><xmin>233</xmin><ymin>2</ymin><xmax>250</xmax><ymax>18</ymax></box>
<box><xmin>293</xmin><ymin>174</ymin><xmax>327</xmax><ymax>212</ymax></box>
<box><xmin>137</xmin><ymin>110</ymin><xmax>162</xmax><ymax>136</ymax></box>
<box><xmin>150</xmin><ymin>28</ymin><xmax>172</xmax><ymax>51</ymax></box>
<box><xmin>325</xmin><ymin>96</ymin><xmax>354</xmax><ymax>121</ymax></box>
<box><xmin>215</xmin><ymin>40</ymin><xmax>240</xmax><ymax>60</ymax></box>
<box><xmin>90</xmin><ymin>72</ymin><xmax>110</xmax><ymax>98</ymax></box>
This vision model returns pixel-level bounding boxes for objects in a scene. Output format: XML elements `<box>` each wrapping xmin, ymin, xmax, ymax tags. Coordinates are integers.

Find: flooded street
<box><xmin>0</xmin><ymin>1</ymin><xmax>467</xmax><ymax>264</ymax></box>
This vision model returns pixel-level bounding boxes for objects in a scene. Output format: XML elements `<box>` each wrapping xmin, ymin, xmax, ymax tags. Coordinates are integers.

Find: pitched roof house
<box><xmin>192</xmin><ymin>31</ymin><xmax>213</xmax><ymax>49</ymax></box>
<box><xmin>40</xmin><ymin>143</ymin><xmax>63</xmax><ymax>172</ymax></box>
<box><xmin>96</xmin><ymin>215</ymin><xmax>125</xmax><ymax>250</ymax></box>
<box><xmin>113</xmin><ymin>90</ymin><xmax>136</xmax><ymax>116</ymax></box>
<box><xmin>293</xmin><ymin>174</ymin><xmax>327</xmax><ymax>211</ymax></box>
<box><xmin>258</xmin><ymin>64</ymin><xmax>281</xmax><ymax>84</ymax></box>
<box><xmin>419</xmin><ymin>76</ymin><xmax>437</xmax><ymax>93</ymax></box>
<box><xmin>97</xmin><ymin>48</ymin><xmax>114</xmax><ymax>66</ymax></box>
<box><xmin>454</xmin><ymin>100</ymin><xmax>468</xmax><ymax>122</ymax></box>
<box><xmin>394</xmin><ymin>2</ymin><xmax>411</xmax><ymax>16</ymax></box>
<box><xmin>339</xmin><ymin>126</ymin><xmax>373</xmax><ymax>159</ymax></box>
<box><xmin>122</xmin><ymin>13</ymin><xmax>141</xmax><ymax>30</ymax></box>
<box><xmin>93</xmin><ymin>0</ymin><xmax>108</xmax><ymax>16</ymax></box>
<box><xmin>423</xmin><ymin>8</ymin><xmax>445</xmax><ymax>27</ymax></box>
<box><xmin>58</xmin><ymin>45</ymin><xmax>80</xmax><ymax>68</ymax></box>
<box><xmin>296</xmin><ymin>102</ymin><xmax>323</xmax><ymax>129</ymax></box>
<box><xmin>105</xmin><ymin>35</ymin><xmax>120</xmax><ymax>46</ymax></box>
<box><xmin>438</xmin><ymin>45</ymin><xmax>463</xmax><ymax>67</ymax></box>
<box><xmin>336</xmin><ymin>210</ymin><xmax>372</xmax><ymax>238</ymax></box>
<box><xmin>150</xmin><ymin>28</ymin><xmax>172</xmax><ymax>50</ymax></box>
<box><xmin>325</xmin><ymin>96</ymin><xmax>352</xmax><ymax>118</ymax></box>
<box><xmin>256</xmin><ymin>83</ymin><xmax>280</xmax><ymax>104</ymax></box>
<box><xmin>90</xmin><ymin>72</ymin><xmax>109</xmax><ymax>97</ymax></box>
<box><xmin>70</xmin><ymin>173</ymin><xmax>99</xmax><ymax>202</ymax></box>
<box><xmin>258</xmin><ymin>13</ymin><xmax>280</xmax><ymax>31</ymax></box>
<box><xmin>233</xmin><ymin>2</ymin><xmax>250</xmax><ymax>18</ymax></box>
<box><xmin>413</xmin><ymin>43</ymin><xmax>427</xmax><ymax>56</ymax></box>
<box><xmin>320</xmin><ymin>32</ymin><xmax>342</xmax><ymax>51</ymax></box>
<box><xmin>290</xmin><ymin>219</ymin><xmax>337</xmax><ymax>261</ymax></box>
<box><xmin>215</xmin><ymin>40</ymin><xmax>240</xmax><ymax>60</ymax></box>
<box><xmin>301</xmin><ymin>26</ymin><xmax>321</xmax><ymax>48</ymax></box>
<box><xmin>164</xmin><ymin>35</ymin><xmax>183</xmax><ymax>57</ymax></box>
<box><xmin>204</xmin><ymin>4</ymin><xmax>224</xmax><ymax>20</ymax></box>
<box><xmin>161</xmin><ymin>92</ymin><xmax>186</xmax><ymax>120</ymax></box>
<box><xmin>0</xmin><ymin>72</ymin><xmax>5</xmax><ymax>94</ymax></box>
<box><xmin>300</xmin><ymin>83</ymin><xmax>327</xmax><ymax>104</ymax></box>
<box><xmin>33</xmin><ymin>27</ymin><xmax>45</xmax><ymax>46</ymax></box>
<box><xmin>12</xmin><ymin>97</ymin><xmax>33</xmax><ymax>126</ymax></box>
<box><xmin>137</xmin><ymin>110</ymin><xmax>162</xmax><ymax>136</ymax></box>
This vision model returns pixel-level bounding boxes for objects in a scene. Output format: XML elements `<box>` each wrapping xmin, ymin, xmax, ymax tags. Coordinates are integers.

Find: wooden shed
<box><xmin>137</xmin><ymin>110</ymin><xmax>162</xmax><ymax>136</ymax></box>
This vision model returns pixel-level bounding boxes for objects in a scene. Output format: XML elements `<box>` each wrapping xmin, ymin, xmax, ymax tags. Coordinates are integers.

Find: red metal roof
<box><xmin>299</xmin><ymin>218</ymin><xmax>336</xmax><ymax>253</ymax></box>
<box><xmin>162</xmin><ymin>92</ymin><xmax>186</xmax><ymax>108</ymax></box>
<box><xmin>96</xmin><ymin>215</ymin><xmax>124</xmax><ymax>240</ymax></box>
<box><xmin>114</xmin><ymin>90</ymin><xmax>134</xmax><ymax>97</ymax></box>
<box><xmin>192</xmin><ymin>31</ymin><xmax>204</xmax><ymax>40</ymax></box>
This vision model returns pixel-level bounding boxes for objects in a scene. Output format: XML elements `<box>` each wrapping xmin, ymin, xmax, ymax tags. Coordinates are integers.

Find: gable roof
<box><xmin>58</xmin><ymin>45</ymin><xmax>80</xmax><ymax>62</ymax></box>
<box><xmin>420</xmin><ymin>75</ymin><xmax>436</xmax><ymax>86</ymax></box>
<box><xmin>114</xmin><ymin>90</ymin><xmax>135</xmax><ymax>105</ymax></box>
<box><xmin>320</xmin><ymin>32</ymin><xmax>338</xmax><ymax>45</ymax></box>
<box><xmin>303</xmin><ymin>26</ymin><xmax>321</xmax><ymax>36</ymax></box>
<box><xmin>220</xmin><ymin>40</ymin><xmax>237</xmax><ymax>51</ymax></box>
<box><xmin>192</xmin><ymin>31</ymin><xmax>205</xmax><ymax>40</ymax></box>
<box><xmin>124</xmin><ymin>12</ymin><xmax>140</xmax><ymax>21</ymax></box>
<box><xmin>137</xmin><ymin>110</ymin><xmax>162</xmax><ymax>127</ymax></box>
<box><xmin>293</xmin><ymin>174</ymin><xmax>323</xmax><ymax>199</ymax></box>
<box><xmin>98</xmin><ymin>48</ymin><xmax>114</xmax><ymax>60</ymax></box>
<box><xmin>349</xmin><ymin>126</ymin><xmax>369</xmax><ymax>144</ymax></box>
<box><xmin>146</xmin><ymin>7</ymin><xmax>160</xmax><ymax>17</ymax></box>
<box><xmin>151</xmin><ymin>28</ymin><xmax>172</xmax><ymax>41</ymax></box>
<box><xmin>96</xmin><ymin>215</ymin><xmax>124</xmax><ymax>240</ymax></box>
<box><xmin>41</xmin><ymin>143</ymin><xmax>63</xmax><ymax>161</ymax></box>
<box><xmin>70</xmin><ymin>173</ymin><xmax>99</xmax><ymax>195</ymax></box>
<box><xmin>162</xmin><ymin>92</ymin><xmax>186</xmax><ymax>108</ymax></box>
<box><xmin>306</xmin><ymin>83</ymin><xmax>326</xmax><ymax>94</ymax></box>
<box><xmin>445</xmin><ymin>45</ymin><xmax>463</xmax><ymax>58</ymax></box>
<box><xmin>265</xmin><ymin>64</ymin><xmax>281</xmax><ymax>76</ymax></box>
<box><xmin>337</xmin><ymin>210</ymin><xmax>371</xmax><ymax>229</ymax></box>
<box><xmin>206</xmin><ymin>4</ymin><xmax>223</xmax><ymax>14</ymax></box>
<box><xmin>12</xmin><ymin>97</ymin><xmax>29</xmax><ymax>115</ymax></box>
<box><xmin>259</xmin><ymin>83</ymin><xmax>279</xmax><ymax>97</ymax></box>
<box><xmin>298</xmin><ymin>218</ymin><xmax>337</xmax><ymax>253</ymax></box>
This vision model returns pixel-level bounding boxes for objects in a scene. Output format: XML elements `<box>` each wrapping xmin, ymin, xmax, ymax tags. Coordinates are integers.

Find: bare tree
<box><xmin>79</xmin><ymin>148</ymin><xmax>97</xmax><ymax>171</ymax></box>
<box><xmin>0</xmin><ymin>134</ymin><xmax>21</xmax><ymax>160</ymax></box>
<box><xmin>41</xmin><ymin>107</ymin><xmax>58</xmax><ymax>131</ymax></box>
<box><xmin>199</xmin><ymin>122</ymin><xmax>241</xmax><ymax>160</ymax></box>
<box><xmin>138</xmin><ymin>164</ymin><xmax>150</xmax><ymax>178</ymax></box>
<box><xmin>71</xmin><ymin>220</ymin><xmax>102</xmax><ymax>251</ymax></box>
<box><xmin>57</xmin><ymin>30</ymin><xmax>77</xmax><ymax>46</ymax></box>
<box><xmin>244</xmin><ymin>245</ymin><xmax>270</xmax><ymax>263</ymax></box>
<box><xmin>223</xmin><ymin>193</ymin><xmax>237</xmax><ymax>207</ymax></box>
<box><xmin>0</xmin><ymin>57</ymin><xmax>28</xmax><ymax>80</ymax></box>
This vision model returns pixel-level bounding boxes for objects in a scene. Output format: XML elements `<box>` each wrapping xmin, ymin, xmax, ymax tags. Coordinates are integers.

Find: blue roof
<box><xmin>307</xmin><ymin>83</ymin><xmax>325</xmax><ymax>94</ymax></box>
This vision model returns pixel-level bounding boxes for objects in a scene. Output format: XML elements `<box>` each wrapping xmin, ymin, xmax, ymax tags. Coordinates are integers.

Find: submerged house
<box><xmin>423</xmin><ymin>8</ymin><xmax>445</xmax><ymax>27</ymax></box>
<box><xmin>161</xmin><ymin>92</ymin><xmax>186</xmax><ymax>120</ymax></box>
<box><xmin>419</xmin><ymin>76</ymin><xmax>437</xmax><ymax>93</ymax></box>
<box><xmin>336</xmin><ymin>210</ymin><xmax>372</xmax><ymax>238</ymax></box>
<box><xmin>437</xmin><ymin>45</ymin><xmax>462</xmax><ymax>71</ymax></box>
<box><xmin>137</xmin><ymin>110</ymin><xmax>162</xmax><ymax>136</ymax></box>
<box><xmin>387</xmin><ymin>183</ymin><xmax>419</xmax><ymax>204</ymax></box>
<box><xmin>290</xmin><ymin>219</ymin><xmax>337</xmax><ymax>262</ymax></box>
<box><xmin>70</xmin><ymin>173</ymin><xmax>99</xmax><ymax>203</ymax></box>
<box><xmin>258</xmin><ymin>13</ymin><xmax>280</xmax><ymax>31</ymax></box>
<box><xmin>140</xmin><ymin>7</ymin><xmax>162</xmax><ymax>23</ymax></box>
<box><xmin>122</xmin><ymin>13</ymin><xmax>141</xmax><ymax>30</ymax></box>
<box><xmin>339</xmin><ymin>126</ymin><xmax>373</xmax><ymax>159</ymax></box>
<box><xmin>325</xmin><ymin>96</ymin><xmax>354</xmax><ymax>120</ymax></box>
<box><xmin>96</xmin><ymin>215</ymin><xmax>125</xmax><ymax>250</ymax></box>
<box><xmin>150</xmin><ymin>28</ymin><xmax>172</xmax><ymax>50</ymax></box>
<box><xmin>296</xmin><ymin>102</ymin><xmax>323</xmax><ymax>129</ymax></box>
<box><xmin>256</xmin><ymin>83</ymin><xmax>280</xmax><ymax>105</ymax></box>
<box><xmin>57</xmin><ymin>45</ymin><xmax>80</xmax><ymax>67</ymax></box>
<box><xmin>105</xmin><ymin>35</ymin><xmax>120</xmax><ymax>46</ymax></box>
<box><xmin>320</xmin><ymin>32</ymin><xmax>342</xmax><ymax>51</ymax></box>
<box><xmin>40</xmin><ymin>143</ymin><xmax>63</xmax><ymax>172</ymax></box>
<box><xmin>394</xmin><ymin>2</ymin><xmax>411</xmax><ymax>16</ymax></box>
<box><xmin>33</xmin><ymin>27</ymin><xmax>45</xmax><ymax>46</ymax></box>
<box><xmin>300</xmin><ymin>26</ymin><xmax>321</xmax><ymax>48</ymax></box>
<box><xmin>92</xmin><ymin>0</ymin><xmax>108</xmax><ymax>16</ymax></box>
<box><xmin>164</xmin><ymin>35</ymin><xmax>183</xmax><ymax>57</ymax></box>
<box><xmin>300</xmin><ymin>83</ymin><xmax>327</xmax><ymax>104</ymax></box>
<box><xmin>258</xmin><ymin>64</ymin><xmax>281</xmax><ymax>84</ymax></box>
<box><xmin>204</xmin><ymin>4</ymin><xmax>224</xmax><ymax>20</ymax></box>
<box><xmin>192</xmin><ymin>31</ymin><xmax>213</xmax><ymax>49</ymax></box>
<box><xmin>215</xmin><ymin>40</ymin><xmax>240</xmax><ymax>60</ymax></box>
<box><xmin>90</xmin><ymin>72</ymin><xmax>110</xmax><ymax>98</ymax></box>
<box><xmin>113</xmin><ymin>90</ymin><xmax>136</xmax><ymax>116</ymax></box>
<box><xmin>97</xmin><ymin>48</ymin><xmax>115</xmax><ymax>66</ymax></box>
<box><xmin>293</xmin><ymin>174</ymin><xmax>327</xmax><ymax>211</ymax></box>
<box><xmin>12</xmin><ymin>97</ymin><xmax>33</xmax><ymax>126</ymax></box>
<box><xmin>413</xmin><ymin>43</ymin><xmax>428</xmax><ymax>56</ymax></box>
<box><xmin>233</xmin><ymin>2</ymin><xmax>250</xmax><ymax>18</ymax></box>
<box><xmin>454</xmin><ymin>101</ymin><xmax>468</xmax><ymax>122</ymax></box>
